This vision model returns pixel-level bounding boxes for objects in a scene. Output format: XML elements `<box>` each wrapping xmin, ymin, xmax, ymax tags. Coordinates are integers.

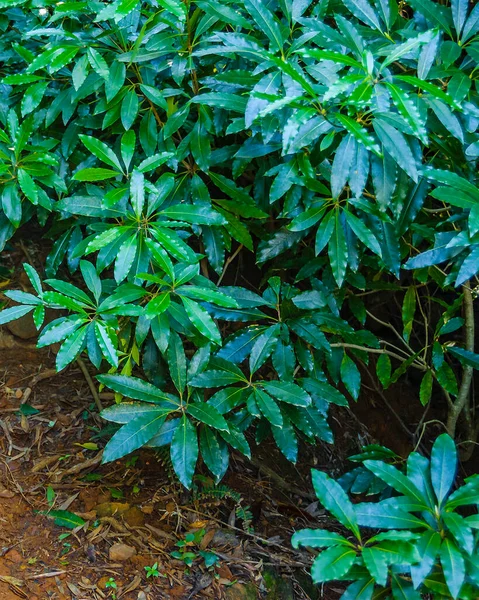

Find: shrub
<box><xmin>0</xmin><ymin>0</ymin><xmax>479</xmax><ymax>487</ymax></box>
<box><xmin>292</xmin><ymin>434</ymin><xmax>479</xmax><ymax>599</ymax></box>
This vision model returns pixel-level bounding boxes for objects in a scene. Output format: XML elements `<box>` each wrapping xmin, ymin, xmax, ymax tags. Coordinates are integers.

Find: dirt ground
<box><xmin>0</xmin><ymin>335</ymin><xmax>347</xmax><ymax>600</ymax></box>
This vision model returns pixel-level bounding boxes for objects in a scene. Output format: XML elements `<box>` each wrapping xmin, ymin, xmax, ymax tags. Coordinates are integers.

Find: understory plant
<box><xmin>292</xmin><ymin>434</ymin><xmax>479</xmax><ymax>599</ymax></box>
<box><xmin>0</xmin><ymin>0</ymin><xmax>479</xmax><ymax>490</ymax></box>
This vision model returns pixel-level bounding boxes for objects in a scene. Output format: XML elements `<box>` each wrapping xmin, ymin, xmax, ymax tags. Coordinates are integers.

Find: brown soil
<box><xmin>0</xmin><ymin>341</ymin><xmax>338</xmax><ymax>600</ymax></box>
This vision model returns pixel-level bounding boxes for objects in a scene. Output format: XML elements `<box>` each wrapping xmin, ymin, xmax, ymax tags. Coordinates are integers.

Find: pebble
<box><xmin>109</xmin><ymin>543</ymin><xmax>136</xmax><ymax>561</ymax></box>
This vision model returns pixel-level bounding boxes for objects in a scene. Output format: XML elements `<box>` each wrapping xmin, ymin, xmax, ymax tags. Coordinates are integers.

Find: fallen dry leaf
<box><xmin>0</xmin><ymin>574</ymin><xmax>24</xmax><ymax>586</ymax></box>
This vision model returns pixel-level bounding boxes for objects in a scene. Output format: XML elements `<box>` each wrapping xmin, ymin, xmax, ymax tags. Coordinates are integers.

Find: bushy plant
<box><xmin>1</xmin><ymin>0</ymin><xmax>479</xmax><ymax>487</ymax></box>
<box><xmin>292</xmin><ymin>434</ymin><xmax>479</xmax><ymax>599</ymax></box>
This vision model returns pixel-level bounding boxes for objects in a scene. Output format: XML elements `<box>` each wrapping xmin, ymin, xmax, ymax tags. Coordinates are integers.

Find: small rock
<box><xmin>109</xmin><ymin>543</ymin><xmax>136</xmax><ymax>562</ymax></box>
<box><xmin>0</xmin><ymin>486</ymin><xmax>15</xmax><ymax>499</ymax></box>
<box><xmin>79</xmin><ymin>488</ymin><xmax>99</xmax><ymax>512</ymax></box>
<box><xmin>6</xmin><ymin>312</ymin><xmax>38</xmax><ymax>339</ymax></box>
<box><xmin>123</xmin><ymin>506</ymin><xmax>144</xmax><ymax>527</ymax></box>
<box><xmin>4</xmin><ymin>549</ymin><xmax>23</xmax><ymax>564</ymax></box>
<box><xmin>212</xmin><ymin>529</ymin><xmax>240</xmax><ymax>547</ymax></box>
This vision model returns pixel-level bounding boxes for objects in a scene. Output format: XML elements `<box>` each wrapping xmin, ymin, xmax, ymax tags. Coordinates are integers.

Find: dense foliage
<box><xmin>1</xmin><ymin>0</ymin><xmax>479</xmax><ymax>493</ymax></box>
<box><xmin>293</xmin><ymin>434</ymin><xmax>479</xmax><ymax>599</ymax></box>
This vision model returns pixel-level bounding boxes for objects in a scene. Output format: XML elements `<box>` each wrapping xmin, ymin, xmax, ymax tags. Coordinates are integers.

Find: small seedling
<box><xmin>60</xmin><ymin>541</ymin><xmax>71</xmax><ymax>556</ymax></box>
<box><xmin>109</xmin><ymin>487</ymin><xmax>123</xmax><ymax>499</ymax></box>
<box><xmin>144</xmin><ymin>562</ymin><xmax>164</xmax><ymax>578</ymax></box>
<box><xmin>105</xmin><ymin>577</ymin><xmax>117</xmax><ymax>599</ymax></box>
<box><xmin>171</xmin><ymin>530</ymin><xmax>220</xmax><ymax>570</ymax></box>
<box><xmin>125</xmin><ymin>455</ymin><xmax>139</xmax><ymax>468</ymax></box>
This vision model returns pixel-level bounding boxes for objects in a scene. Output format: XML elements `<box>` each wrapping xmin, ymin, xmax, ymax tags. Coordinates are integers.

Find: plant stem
<box><xmin>446</xmin><ymin>285</ymin><xmax>474</xmax><ymax>439</ymax></box>
<box><xmin>330</xmin><ymin>343</ymin><xmax>427</xmax><ymax>371</ymax></box>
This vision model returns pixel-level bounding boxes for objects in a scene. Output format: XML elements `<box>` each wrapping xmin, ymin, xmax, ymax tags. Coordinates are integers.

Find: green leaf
<box><xmin>160</xmin><ymin>204</ymin><xmax>225</xmax><ymax>226</ymax></box>
<box><xmin>447</xmin><ymin>346</ymin><xmax>479</xmax><ymax>369</ymax></box>
<box><xmin>446</xmin><ymin>477</ymin><xmax>479</xmax><ymax>509</ymax></box>
<box><xmin>254</xmin><ymin>388</ymin><xmax>283</xmax><ymax>427</ymax></box>
<box><xmin>261</xmin><ymin>381</ymin><xmax>311</xmax><ymax>407</ymax></box>
<box><xmin>17</xmin><ymin>169</ymin><xmax>38</xmax><ymax>204</ymax></box>
<box><xmin>121</xmin><ymin>130</ymin><xmax>135</xmax><ymax>172</ymax></box>
<box><xmin>46</xmin><ymin>510</ymin><xmax>85</xmax><ymax>530</ymax></box>
<box><xmin>382</xmin><ymin>31</ymin><xmax>433</xmax><ymax>70</ymax></box>
<box><xmin>355</xmin><ymin>499</ymin><xmax>427</xmax><ymax>529</ymax></box>
<box><xmin>114</xmin><ymin>235</ymin><xmax>137</xmax><ymax>283</ymax></box>
<box><xmin>208</xmin><ymin>387</ymin><xmax>246</xmax><ymax>414</ymax></box>
<box><xmin>419</xmin><ymin>370</ymin><xmax>433</xmax><ymax>406</ymax></box>
<box><xmin>72</xmin><ymin>168</ymin><xmax>120</xmax><ymax>181</ymax></box>
<box><xmin>410</xmin><ymin>531</ymin><xmax>442</xmax><ymax>589</ymax></box>
<box><xmin>401</xmin><ymin>287</ymin><xmax>416</xmax><ymax>343</ymax></box>
<box><xmin>21</xmin><ymin>81</ymin><xmax>48</xmax><ymax>117</ymax></box>
<box><xmin>103</xmin><ymin>408</ymin><xmax>169</xmax><ymax>463</ymax></box>
<box><xmin>180</xmin><ymin>286</ymin><xmax>238</xmax><ymax>308</ymax></box>
<box><xmin>0</xmin><ymin>304</ymin><xmax>34</xmax><ymax>325</ymax></box>
<box><xmin>376</xmin><ymin>354</ymin><xmax>391</xmax><ymax>387</ymax></box>
<box><xmin>443</xmin><ymin>512</ymin><xmax>474</xmax><ymax>555</ymax></box>
<box><xmin>167</xmin><ymin>331</ymin><xmax>187</xmax><ymax>395</ymax></box>
<box><xmin>79</xmin><ymin>135</ymin><xmax>123</xmax><ymax>172</ymax></box>
<box><xmin>115</xmin><ymin>0</ymin><xmax>140</xmax><ymax>18</ymax></box>
<box><xmin>249</xmin><ymin>324</ymin><xmax>281</xmax><ymax>374</ymax></box>
<box><xmin>340</xmin><ymin>354</ymin><xmax>361</xmax><ymax>400</ymax></box>
<box><xmin>328</xmin><ymin>210</ymin><xmax>348</xmax><ymax>286</ymax></box>
<box><xmin>94</xmin><ymin>322</ymin><xmax>118</xmax><ymax>367</ymax></box>
<box><xmin>385</xmin><ymin>83</ymin><xmax>428</xmax><ymax>143</ymax></box>
<box><xmin>291</xmin><ymin>529</ymin><xmax>352</xmax><ymax>549</ymax></box>
<box><xmin>363</xmin><ymin>461</ymin><xmax>428</xmax><ymax>507</ymax></box>
<box><xmin>145</xmin><ymin>293</ymin><xmax>171</xmax><ymax>319</ymax></box>
<box><xmin>439</xmin><ymin>538</ymin><xmax>465</xmax><ymax>599</ymax></box>
<box><xmin>187</xmin><ymin>403</ymin><xmax>229</xmax><ymax>431</ymax></box>
<box><xmin>87</xmin><ymin>47</ymin><xmax>109</xmax><ymax>79</ymax></box>
<box><xmin>56</xmin><ymin>324</ymin><xmax>87</xmax><ymax>370</ymax></box>
<box><xmin>191</xmin><ymin>116</ymin><xmax>210</xmax><ymax>172</ymax></box>
<box><xmin>406</xmin><ymin>0</ymin><xmax>453</xmax><ymax>35</ymax></box>
<box><xmin>342</xmin><ymin>0</ymin><xmax>382</xmax><ymax>29</ymax></box>
<box><xmin>121</xmin><ymin>89</ymin><xmax>139</xmax><ymax>130</ymax></box>
<box><xmin>130</xmin><ymin>169</ymin><xmax>144</xmax><ymax>217</ymax></box>
<box><xmin>272</xmin><ymin>415</ymin><xmax>298</xmax><ymax>462</ymax></box>
<box><xmin>395</xmin><ymin>75</ymin><xmax>459</xmax><ymax>109</ymax></box>
<box><xmin>98</xmin><ymin>374</ymin><xmax>179</xmax><ymax>404</ymax></box>
<box><xmin>200</xmin><ymin>427</ymin><xmax>229</xmax><ymax>483</ymax></box>
<box><xmin>243</xmin><ymin>0</ymin><xmax>283</xmax><ymax>51</ymax></box>
<box><xmin>37</xmin><ymin>317</ymin><xmax>86</xmax><ymax>347</ymax></box>
<box><xmin>289</xmin><ymin>204</ymin><xmax>326</xmax><ymax>232</ymax></box>
<box><xmin>391</xmin><ymin>572</ymin><xmax>422</xmax><ymax>599</ymax></box>
<box><xmin>137</xmin><ymin>152</ymin><xmax>172</xmax><ymax>173</ymax></box>
<box><xmin>311</xmin><ymin>470</ymin><xmax>360</xmax><ymax>538</ymax></box>
<box><xmin>102</xmin><ymin>402</ymin><xmax>174</xmax><ymax>424</ymax></box>
<box><xmin>170</xmin><ymin>415</ymin><xmax>198</xmax><ymax>489</ymax></box>
<box><xmin>72</xmin><ymin>54</ymin><xmax>89</xmax><ymax>91</ymax></box>
<box><xmin>310</xmin><ymin>545</ymin><xmax>357</xmax><ymax>584</ymax></box>
<box><xmin>301</xmin><ymin>378</ymin><xmax>349</xmax><ymax>406</ymax></box>
<box><xmin>331</xmin><ymin>135</ymin><xmax>355</xmax><ymax>199</ymax></box>
<box><xmin>430</xmin><ymin>433</ymin><xmax>456</xmax><ymax>505</ymax></box>
<box><xmin>373</xmin><ymin>119</ymin><xmax>419</xmax><ymax>183</ymax></box>
<box><xmin>181</xmin><ymin>297</ymin><xmax>221</xmax><ymax>344</ymax></box>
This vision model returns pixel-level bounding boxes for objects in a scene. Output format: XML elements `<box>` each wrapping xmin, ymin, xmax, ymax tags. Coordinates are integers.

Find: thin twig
<box><xmin>446</xmin><ymin>285</ymin><xmax>474</xmax><ymax>438</ymax></box>
<box><xmin>76</xmin><ymin>357</ymin><xmax>103</xmax><ymax>412</ymax></box>
<box><xmin>330</xmin><ymin>343</ymin><xmax>426</xmax><ymax>371</ymax></box>
<box><xmin>217</xmin><ymin>244</ymin><xmax>244</xmax><ymax>286</ymax></box>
